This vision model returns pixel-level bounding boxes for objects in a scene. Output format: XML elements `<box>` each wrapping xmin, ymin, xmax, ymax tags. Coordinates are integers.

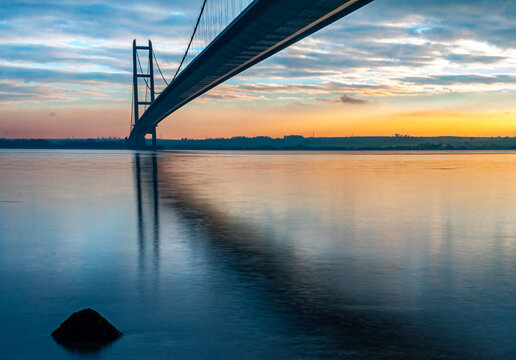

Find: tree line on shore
<box><xmin>3</xmin><ymin>135</ymin><xmax>516</xmax><ymax>150</ymax></box>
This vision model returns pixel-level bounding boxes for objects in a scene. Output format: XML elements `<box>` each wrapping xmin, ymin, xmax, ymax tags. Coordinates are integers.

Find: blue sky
<box><xmin>0</xmin><ymin>0</ymin><xmax>515</xmax><ymax>138</ymax></box>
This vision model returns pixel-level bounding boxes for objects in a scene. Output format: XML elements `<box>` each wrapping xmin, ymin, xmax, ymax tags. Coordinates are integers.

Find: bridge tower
<box><xmin>131</xmin><ymin>39</ymin><xmax>156</xmax><ymax>147</ymax></box>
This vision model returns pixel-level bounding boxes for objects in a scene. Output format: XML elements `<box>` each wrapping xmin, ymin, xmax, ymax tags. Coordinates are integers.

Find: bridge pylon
<box><xmin>129</xmin><ymin>39</ymin><xmax>157</xmax><ymax>148</ymax></box>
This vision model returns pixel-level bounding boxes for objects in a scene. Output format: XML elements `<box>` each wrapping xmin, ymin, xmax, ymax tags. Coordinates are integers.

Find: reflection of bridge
<box><xmin>133</xmin><ymin>153</ymin><xmax>461</xmax><ymax>358</ymax></box>
<box><xmin>128</xmin><ymin>0</ymin><xmax>373</xmax><ymax>146</ymax></box>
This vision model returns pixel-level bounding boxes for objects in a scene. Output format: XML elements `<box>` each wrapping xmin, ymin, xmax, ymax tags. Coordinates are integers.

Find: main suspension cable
<box><xmin>173</xmin><ymin>0</ymin><xmax>208</xmax><ymax>81</ymax></box>
<box><xmin>130</xmin><ymin>85</ymin><xmax>134</xmax><ymax>130</ymax></box>
<box><xmin>153</xmin><ymin>51</ymin><xmax>169</xmax><ymax>86</ymax></box>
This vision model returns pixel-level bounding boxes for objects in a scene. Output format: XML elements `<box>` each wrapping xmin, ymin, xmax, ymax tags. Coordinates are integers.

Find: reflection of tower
<box><xmin>134</xmin><ymin>154</ymin><xmax>145</xmax><ymax>272</ymax></box>
<box><xmin>151</xmin><ymin>154</ymin><xmax>160</xmax><ymax>270</ymax></box>
<box><xmin>131</xmin><ymin>40</ymin><xmax>156</xmax><ymax>147</ymax></box>
<box><xmin>133</xmin><ymin>153</ymin><xmax>160</xmax><ymax>275</ymax></box>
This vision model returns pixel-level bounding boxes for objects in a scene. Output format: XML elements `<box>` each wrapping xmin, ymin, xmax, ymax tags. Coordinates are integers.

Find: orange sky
<box><xmin>2</xmin><ymin>97</ymin><xmax>515</xmax><ymax>139</ymax></box>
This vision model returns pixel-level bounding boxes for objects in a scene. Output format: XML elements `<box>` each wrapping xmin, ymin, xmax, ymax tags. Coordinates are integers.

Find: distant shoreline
<box><xmin>3</xmin><ymin>136</ymin><xmax>516</xmax><ymax>151</ymax></box>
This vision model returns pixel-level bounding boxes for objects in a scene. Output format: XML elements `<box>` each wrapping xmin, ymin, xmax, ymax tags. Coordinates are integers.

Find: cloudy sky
<box><xmin>1</xmin><ymin>0</ymin><xmax>515</xmax><ymax>139</ymax></box>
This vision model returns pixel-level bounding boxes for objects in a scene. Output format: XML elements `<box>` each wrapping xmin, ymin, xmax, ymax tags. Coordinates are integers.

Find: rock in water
<box><xmin>51</xmin><ymin>308</ymin><xmax>121</xmax><ymax>346</ymax></box>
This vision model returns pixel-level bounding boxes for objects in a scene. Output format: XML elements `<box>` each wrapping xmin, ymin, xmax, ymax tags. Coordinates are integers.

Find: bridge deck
<box><xmin>129</xmin><ymin>0</ymin><xmax>373</xmax><ymax>143</ymax></box>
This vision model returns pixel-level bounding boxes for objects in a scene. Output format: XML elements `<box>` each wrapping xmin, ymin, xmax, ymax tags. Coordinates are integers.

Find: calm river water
<box><xmin>0</xmin><ymin>149</ymin><xmax>515</xmax><ymax>359</ymax></box>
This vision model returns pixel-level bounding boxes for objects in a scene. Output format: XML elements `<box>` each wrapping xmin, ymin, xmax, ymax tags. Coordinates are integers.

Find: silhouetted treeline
<box><xmin>0</xmin><ymin>138</ymin><xmax>127</xmax><ymax>149</ymax></box>
<box><xmin>158</xmin><ymin>135</ymin><xmax>516</xmax><ymax>150</ymax></box>
<box><xmin>3</xmin><ymin>135</ymin><xmax>516</xmax><ymax>150</ymax></box>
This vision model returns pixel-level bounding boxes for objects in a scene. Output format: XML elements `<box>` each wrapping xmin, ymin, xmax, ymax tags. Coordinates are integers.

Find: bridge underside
<box><xmin>129</xmin><ymin>0</ymin><xmax>373</xmax><ymax>145</ymax></box>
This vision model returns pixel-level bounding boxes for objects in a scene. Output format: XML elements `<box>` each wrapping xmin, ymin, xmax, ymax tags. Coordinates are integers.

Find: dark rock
<box><xmin>51</xmin><ymin>308</ymin><xmax>121</xmax><ymax>347</ymax></box>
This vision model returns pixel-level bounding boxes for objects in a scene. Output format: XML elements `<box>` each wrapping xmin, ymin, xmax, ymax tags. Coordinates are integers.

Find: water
<box><xmin>1</xmin><ymin>149</ymin><xmax>515</xmax><ymax>359</ymax></box>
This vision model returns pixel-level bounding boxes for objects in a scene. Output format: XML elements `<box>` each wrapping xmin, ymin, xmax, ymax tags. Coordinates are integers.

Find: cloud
<box><xmin>402</xmin><ymin>75</ymin><xmax>516</xmax><ymax>85</ymax></box>
<box><xmin>445</xmin><ymin>54</ymin><xmax>506</xmax><ymax>64</ymax></box>
<box><xmin>338</xmin><ymin>94</ymin><xmax>370</xmax><ymax>104</ymax></box>
<box><xmin>317</xmin><ymin>94</ymin><xmax>370</xmax><ymax>105</ymax></box>
<box><xmin>0</xmin><ymin>65</ymin><xmax>129</xmax><ymax>85</ymax></box>
<box><xmin>0</xmin><ymin>79</ymin><xmax>129</xmax><ymax>105</ymax></box>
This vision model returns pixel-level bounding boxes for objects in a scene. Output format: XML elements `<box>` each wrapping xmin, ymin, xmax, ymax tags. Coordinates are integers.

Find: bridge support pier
<box><xmin>136</xmin><ymin>135</ymin><xmax>146</xmax><ymax>148</ymax></box>
<box><xmin>127</xmin><ymin>128</ymin><xmax>158</xmax><ymax>149</ymax></box>
<box><xmin>151</xmin><ymin>127</ymin><xmax>157</xmax><ymax>147</ymax></box>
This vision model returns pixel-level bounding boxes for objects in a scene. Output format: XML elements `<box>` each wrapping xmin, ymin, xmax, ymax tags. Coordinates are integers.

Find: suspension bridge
<box><xmin>129</xmin><ymin>0</ymin><xmax>373</xmax><ymax>147</ymax></box>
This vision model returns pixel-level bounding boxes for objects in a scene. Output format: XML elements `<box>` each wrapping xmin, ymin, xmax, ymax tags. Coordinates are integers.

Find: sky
<box><xmin>0</xmin><ymin>0</ymin><xmax>515</xmax><ymax>139</ymax></box>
